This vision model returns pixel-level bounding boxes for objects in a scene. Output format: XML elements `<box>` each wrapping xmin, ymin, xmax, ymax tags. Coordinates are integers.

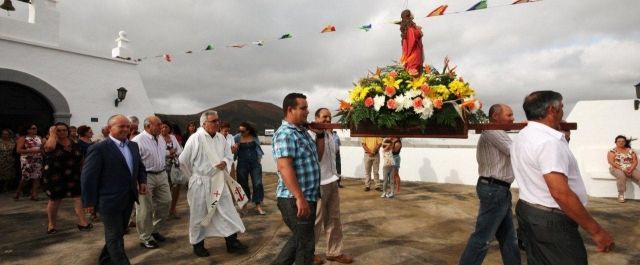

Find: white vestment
<box><xmin>179</xmin><ymin>128</ymin><xmax>246</xmax><ymax>244</ymax></box>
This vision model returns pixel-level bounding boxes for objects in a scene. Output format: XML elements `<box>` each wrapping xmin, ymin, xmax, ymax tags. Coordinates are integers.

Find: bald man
<box><xmin>132</xmin><ymin>116</ymin><xmax>171</xmax><ymax>249</ymax></box>
<box><xmin>82</xmin><ymin>115</ymin><xmax>148</xmax><ymax>265</ymax></box>
<box><xmin>459</xmin><ymin>104</ymin><xmax>521</xmax><ymax>265</ymax></box>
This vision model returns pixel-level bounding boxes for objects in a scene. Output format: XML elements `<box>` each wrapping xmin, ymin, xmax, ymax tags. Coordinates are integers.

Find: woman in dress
<box><xmin>390</xmin><ymin>137</ymin><xmax>403</xmax><ymax>193</ymax></box>
<box><xmin>76</xmin><ymin>125</ymin><xmax>94</xmax><ymax>156</ymax></box>
<box><xmin>234</xmin><ymin>122</ymin><xmax>266</xmax><ymax>215</ymax></box>
<box><xmin>0</xmin><ymin>129</ymin><xmax>16</xmax><ymax>192</ymax></box>
<box><xmin>161</xmin><ymin>121</ymin><xmax>183</xmax><ymax>219</ymax></box>
<box><xmin>399</xmin><ymin>9</ymin><xmax>424</xmax><ymax>74</ymax></box>
<box><xmin>42</xmin><ymin>123</ymin><xmax>92</xmax><ymax>234</ymax></box>
<box><xmin>182</xmin><ymin>121</ymin><xmax>198</xmax><ymax>146</ymax></box>
<box><xmin>15</xmin><ymin>124</ymin><xmax>44</xmax><ymax>201</ymax></box>
<box><xmin>607</xmin><ymin>135</ymin><xmax>640</xmax><ymax>203</ymax></box>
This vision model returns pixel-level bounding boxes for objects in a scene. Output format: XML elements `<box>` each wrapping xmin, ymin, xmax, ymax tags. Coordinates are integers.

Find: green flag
<box><xmin>467</xmin><ymin>0</ymin><xmax>487</xmax><ymax>11</ymax></box>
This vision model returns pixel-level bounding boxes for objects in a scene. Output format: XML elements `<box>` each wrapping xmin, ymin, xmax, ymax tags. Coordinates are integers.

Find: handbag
<box><xmin>170</xmin><ymin>159</ymin><xmax>188</xmax><ymax>185</ymax></box>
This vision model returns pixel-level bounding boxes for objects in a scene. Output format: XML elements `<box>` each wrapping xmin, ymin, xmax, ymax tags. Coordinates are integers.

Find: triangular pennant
<box><xmin>204</xmin><ymin>44</ymin><xmax>214</xmax><ymax>50</ymax></box>
<box><xmin>359</xmin><ymin>24</ymin><xmax>372</xmax><ymax>32</ymax></box>
<box><xmin>279</xmin><ymin>33</ymin><xmax>292</xmax><ymax>39</ymax></box>
<box><xmin>427</xmin><ymin>5</ymin><xmax>448</xmax><ymax>17</ymax></box>
<box><xmin>512</xmin><ymin>0</ymin><xmax>529</xmax><ymax>4</ymax></box>
<box><xmin>162</xmin><ymin>54</ymin><xmax>171</xmax><ymax>62</ymax></box>
<box><xmin>227</xmin><ymin>44</ymin><xmax>246</xmax><ymax>48</ymax></box>
<box><xmin>252</xmin><ymin>40</ymin><xmax>265</xmax><ymax>46</ymax></box>
<box><xmin>467</xmin><ymin>0</ymin><xmax>488</xmax><ymax>11</ymax></box>
<box><xmin>321</xmin><ymin>25</ymin><xmax>336</xmax><ymax>33</ymax></box>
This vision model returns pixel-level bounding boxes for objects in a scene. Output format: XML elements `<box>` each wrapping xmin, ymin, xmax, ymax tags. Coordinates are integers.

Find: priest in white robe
<box><xmin>179</xmin><ymin>110</ymin><xmax>249</xmax><ymax>258</ymax></box>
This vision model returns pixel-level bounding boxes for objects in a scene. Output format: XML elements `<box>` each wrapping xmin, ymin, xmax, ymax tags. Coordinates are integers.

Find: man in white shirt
<box><xmin>309</xmin><ymin>108</ymin><xmax>354</xmax><ymax>265</ymax></box>
<box><xmin>511</xmin><ymin>91</ymin><xmax>614</xmax><ymax>265</ymax></box>
<box><xmin>131</xmin><ymin>116</ymin><xmax>171</xmax><ymax>249</ymax></box>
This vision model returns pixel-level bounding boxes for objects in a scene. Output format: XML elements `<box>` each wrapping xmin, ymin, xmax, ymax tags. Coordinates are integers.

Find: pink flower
<box><xmin>384</xmin><ymin>86</ymin><xmax>396</xmax><ymax>97</ymax></box>
<box><xmin>364</xmin><ymin>97</ymin><xmax>374</xmax><ymax>108</ymax></box>
<box><xmin>420</xmin><ymin>84</ymin><xmax>430</xmax><ymax>95</ymax></box>
<box><xmin>433</xmin><ymin>99</ymin><xmax>443</xmax><ymax>109</ymax></box>
<box><xmin>408</xmin><ymin>68</ymin><xmax>419</xmax><ymax>76</ymax></box>
<box><xmin>389</xmin><ymin>71</ymin><xmax>398</xmax><ymax>79</ymax></box>
<box><xmin>386</xmin><ymin>98</ymin><xmax>397</xmax><ymax>109</ymax></box>
<box><xmin>413</xmin><ymin>97</ymin><xmax>424</xmax><ymax>108</ymax></box>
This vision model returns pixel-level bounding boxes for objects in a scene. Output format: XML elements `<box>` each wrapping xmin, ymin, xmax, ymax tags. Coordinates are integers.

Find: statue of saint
<box><xmin>399</xmin><ymin>9</ymin><xmax>424</xmax><ymax>74</ymax></box>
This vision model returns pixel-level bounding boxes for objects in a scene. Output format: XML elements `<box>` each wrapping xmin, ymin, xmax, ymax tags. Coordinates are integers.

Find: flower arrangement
<box><xmin>337</xmin><ymin>57</ymin><xmax>482</xmax><ymax>131</ymax></box>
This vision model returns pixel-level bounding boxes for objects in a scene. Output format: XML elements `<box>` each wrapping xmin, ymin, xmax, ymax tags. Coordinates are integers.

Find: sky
<box><xmin>7</xmin><ymin>0</ymin><xmax>640</xmax><ymax>120</ymax></box>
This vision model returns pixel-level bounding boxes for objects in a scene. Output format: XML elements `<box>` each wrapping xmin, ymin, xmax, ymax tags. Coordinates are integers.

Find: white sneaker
<box><xmin>380</xmin><ymin>192</ymin><xmax>387</xmax><ymax>198</ymax></box>
<box><xmin>387</xmin><ymin>193</ymin><xmax>395</xmax><ymax>198</ymax></box>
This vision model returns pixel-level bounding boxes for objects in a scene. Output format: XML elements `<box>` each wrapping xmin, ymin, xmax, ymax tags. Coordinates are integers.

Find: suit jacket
<box><xmin>81</xmin><ymin>138</ymin><xmax>147</xmax><ymax>215</ymax></box>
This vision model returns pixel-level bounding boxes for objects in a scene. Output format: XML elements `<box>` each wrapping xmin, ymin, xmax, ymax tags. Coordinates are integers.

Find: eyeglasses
<box><xmin>204</xmin><ymin>119</ymin><xmax>219</xmax><ymax>124</ymax></box>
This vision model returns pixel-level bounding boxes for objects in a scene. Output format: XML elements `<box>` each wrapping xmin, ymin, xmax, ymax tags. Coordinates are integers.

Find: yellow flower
<box><xmin>358</xmin><ymin>87</ymin><xmax>371</xmax><ymax>101</ymax></box>
<box><xmin>406</xmin><ymin>76</ymin><xmax>426</xmax><ymax>90</ymax></box>
<box><xmin>427</xmin><ymin>85</ymin><xmax>450</xmax><ymax>100</ymax></box>
<box><xmin>383</xmin><ymin>75</ymin><xmax>402</xmax><ymax>90</ymax></box>
<box><xmin>372</xmin><ymin>85</ymin><xmax>383</xmax><ymax>93</ymax></box>
<box><xmin>349</xmin><ymin>86</ymin><xmax>364</xmax><ymax>102</ymax></box>
<box><xmin>448</xmin><ymin>80</ymin><xmax>475</xmax><ymax>98</ymax></box>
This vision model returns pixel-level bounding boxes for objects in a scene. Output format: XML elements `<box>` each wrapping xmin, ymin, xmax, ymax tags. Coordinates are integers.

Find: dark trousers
<box><xmin>459</xmin><ymin>180</ymin><xmax>521</xmax><ymax>265</ymax></box>
<box><xmin>516</xmin><ymin>200</ymin><xmax>587</xmax><ymax>265</ymax></box>
<box><xmin>99</xmin><ymin>200</ymin><xmax>134</xmax><ymax>265</ymax></box>
<box><xmin>273</xmin><ymin>198</ymin><xmax>317</xmax><ymax>265</ymax></box>
<box><xmin>236</xmin><ymin>159</ymin><xmax>264</xmax><ymax>204</ymax></box>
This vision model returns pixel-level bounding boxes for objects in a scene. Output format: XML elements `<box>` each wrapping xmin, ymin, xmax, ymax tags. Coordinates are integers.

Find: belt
<box><xmin>478</xmin><ymin>176</ymin><xmax>511</xmax><ymax>188</ymax></box>
<box><xmin>520</xmin><ymin>200</ymin><xmax>565</xmax><ymax>215</ymax></box>
<box><xmin>146</xmin><ymin>170</ymin><xmax>165</xmax><ymax>174</ymax></box>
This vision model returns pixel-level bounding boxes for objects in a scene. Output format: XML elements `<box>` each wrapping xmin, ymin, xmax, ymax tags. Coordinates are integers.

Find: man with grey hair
<box><xmin>127</xmin><ymin>115</ymin><xmax>140</xmax><ymax>140</ymax></box>
<box><xmin>131</xmin><ymin>116</ymin><xmax>171</xmax><ymax>249</ymax></box>
<box><xmin>459</xmin><ymin>104</ymin><xmax>520</xmax><ymax>265</ymax></box>
<box><xmin>512</xmin><ymin>91</ymin><xmax>614</xmax><ymax>264</ymax></box>
<box><xmin>179</xmin><ymin>110</ymin><xmax>248</xmax><ymax>258</ymax></box>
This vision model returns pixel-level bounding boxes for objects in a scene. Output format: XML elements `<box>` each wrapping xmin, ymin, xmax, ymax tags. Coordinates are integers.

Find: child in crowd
<box><xmin>381</xmin><ymin>138</ymin><xmax>395</xmax><ymax>198</ymax></box>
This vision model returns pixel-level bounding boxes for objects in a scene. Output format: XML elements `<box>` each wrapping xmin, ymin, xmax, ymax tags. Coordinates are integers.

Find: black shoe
<box><xmin>193</xmin><ymin>241</ymin><xmax>210</xmax><ymax>257</ymax></box>
<box><xmin>225</xmin><ymin>234</ymin><xmax>248</xmax><ymax>253</ymax></box>
<box><xmin>374</xmin><ymin>187</ymin><xmax>383</xmax><ymax>192</ymax></box>
<box><xmin>364</xmin><ymin>187</ymin><xmax>370</xmax><ymax>192</ymax></box>
<box><xmin>140</xmin><ymin>240</ymin><xmax>159</xmax><ymax>249</ymax></box>
<box><xmin>152</xmin><ymin>232</ymin><xmax>166</xmax><ymax>242</ymax></box>
<box><xmin>77</xmin><ymin>223</ymin><xmax>93</xmax><ymax>231</ymax></box>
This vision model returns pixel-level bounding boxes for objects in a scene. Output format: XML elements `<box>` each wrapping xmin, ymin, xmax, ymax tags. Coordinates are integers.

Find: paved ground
<box><xmin>1</xmin><ymin>173</ymin><xmax>639</xmax><ymax>265</ymax></box>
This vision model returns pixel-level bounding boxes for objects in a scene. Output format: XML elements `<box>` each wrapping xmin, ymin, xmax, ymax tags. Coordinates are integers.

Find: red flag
<box><xmin>320</xmin><ymin>25</ymin><xmax>336</xmax><ymax>33</ymax></box>
<box><xmin>427</xmin><ymin>5</ymin><xmax>448</xmax><ymax>17</ymax></box>
<box><xmin>162</xmin><ymin>54</ymin><xmax>171</xmax><ymax>62</ymax></box>
<box><xmin>512</xmin><ymin>0</ymin><xmax>530</xmax><ymax>4</ymax></box>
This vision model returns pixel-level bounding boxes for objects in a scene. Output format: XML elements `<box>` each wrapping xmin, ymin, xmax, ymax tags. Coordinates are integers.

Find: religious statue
<box><xmin>399</xmin><ymin>9</ymin><xmax>424</xmax><ymax>74</ymax></box>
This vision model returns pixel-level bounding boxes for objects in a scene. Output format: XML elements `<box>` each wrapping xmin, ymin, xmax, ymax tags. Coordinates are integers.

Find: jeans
<box><xmin>459</xmin><ymin>180</ymin><xmax>521</xmax><ymax>265</ymax></box>
<box><xmin>273</xmin><ymin>198</ymin><xmax>317</xmax><ymax>265</ymax></box>
<box><xmin>516</xmin><ymin>200</ymin><xmax>587</xmax><ymax>265</ymax></box>
<box><xmin>382</xmin><ymin>166</ymin><xmax>395</xmax><ymax>196</ymax></box>
<box><xmin>236</xmin><ymin>159</ymin><xmax>264</xmax><ymax>204</ymax></box>
<box><xmin>99</xmin><ymin>199</ymin><xmax>134</xmax><ymax>265</ymax></box>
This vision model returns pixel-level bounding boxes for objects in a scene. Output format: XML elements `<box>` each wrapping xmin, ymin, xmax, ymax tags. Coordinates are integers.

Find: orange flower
<box><xmin>408</xmin><ymin>68</ymin><xmax>419</xmax><ymax>76</ymax></box>
<box><xmin>386</xmin><ymin>98</ymin><xmax>397</xmax><ymax>109</ymax></box>
<box><xmin>413</xmin><ymin>97</ymin><xmax>424</xmax><ymax>108</ymax></box>
<box><xmin>389</xmin><ymin>70</ymin><xmax>398</xmax><ymax>78</ymax></box>
<box><xmin>384</xmin><ymin>86</ymin><xmax>396</xmax><ymax>97</ymax></box>
<box><xmin>433</xmin><ymin>99</ymin><xmax>443</xmax><ymax>109</ymax></box>
<box><xmin>420</xmin><ymin>84</ymin><xmax>430</xmax><ymax>95</ymax></box>
<box><xmin>339</xmin><ymin>100</ymin><xmax>352</xmax><ymax>110</ymax></box>
<box><xmin>364</xmin><ymin>97</ymin><xmax>374</xmax><ymax>108</ymax></box>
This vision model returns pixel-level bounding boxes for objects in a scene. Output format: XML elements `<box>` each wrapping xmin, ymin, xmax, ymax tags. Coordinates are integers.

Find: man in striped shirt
<box><xmin>459</xmin><ymin>104</ymin><xmax>521</xmax><ymax>265</ymax></box>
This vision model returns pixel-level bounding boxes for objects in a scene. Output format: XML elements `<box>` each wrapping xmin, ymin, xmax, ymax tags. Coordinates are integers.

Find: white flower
<box><xmin>393</xmin><ymin>94</ymin><xmax>410</xmax><ymax>112</ymax></box>
<box><xmin>417</xmin><ymin>98</ymin><xmax>434</xmax><ymax>120</ymax></box>
<box><xmin>373</xmin><ymin>95</ymin><xmax>385</xmax><ymax>111</ymax></box>
<box><xmin>405</xmin><ymin>89</ymin><xmax>421</xmax><ymax>99</ymax></box>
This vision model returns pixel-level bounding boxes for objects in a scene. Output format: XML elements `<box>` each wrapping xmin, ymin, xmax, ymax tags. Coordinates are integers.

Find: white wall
<box><xmin>0</xmin><ymin>38</ymin><xmax>155</xmax><ymax>129</ymax></box>
<box><xmin>261</xmin><ymin>99</ymin><xmax>640</xmax><ymax>199</ymax></box>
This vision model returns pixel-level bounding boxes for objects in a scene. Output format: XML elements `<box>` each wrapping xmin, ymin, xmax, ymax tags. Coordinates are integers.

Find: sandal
<box><xmin>618</xmin><ymin>195</ymin><xmax>625</xmax><ymax>203</ymax></box>
<box><xmin>47</xmin><ymin>228</ymin><xmax>57</xmax><ymax>234</ymax></box>
<box><xmin>77</xmin><ymin>223</ymin><xmax>93</xmax><ymax>231</ymax></box>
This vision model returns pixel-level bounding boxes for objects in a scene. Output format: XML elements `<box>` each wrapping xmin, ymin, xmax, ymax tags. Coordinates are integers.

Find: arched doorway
<box><xmin>0</xmin><ymin>81</ymin><xmax>54</xmax><ymax>136</ymax></box>
<box><xmin>0</xmin><ymin>68</ymin><xmax>70</xmax><ymax>136</ymax></box>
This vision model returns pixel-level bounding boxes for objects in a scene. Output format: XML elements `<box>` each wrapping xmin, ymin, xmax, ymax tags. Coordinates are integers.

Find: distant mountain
<box><xmin>157</xmin><ymin>100</ymin><xmax>282</xmax><ymax>136</ymax></box>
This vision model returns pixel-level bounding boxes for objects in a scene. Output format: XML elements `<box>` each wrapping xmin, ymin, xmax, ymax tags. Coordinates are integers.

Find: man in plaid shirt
<box><xmin>272</xmin><ymin>93</ymin><xmax>322</xmax><ymax>265</ymax></box>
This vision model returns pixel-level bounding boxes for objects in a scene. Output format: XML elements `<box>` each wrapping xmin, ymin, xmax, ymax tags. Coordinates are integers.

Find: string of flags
<box><xmin>134</xmin><ymin>0</ymin><xmax>540</xmax><ymax>63</ymax></box>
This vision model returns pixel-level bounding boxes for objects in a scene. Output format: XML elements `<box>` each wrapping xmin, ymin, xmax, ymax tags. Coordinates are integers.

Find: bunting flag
<box><xmin>359</xmin><ymin>24</ymin><xmax>372</xmax><ymax>32</ymax></box>
<box><xmin>162</xmin><ymin>54</ymin><xmax>171</xmax><ymax>62</ymax></box>
<box><xmin>131</xmin><ymin>0</ymin><xmax>541</xmax><ymax>63</ymax></box>
<box><xmin>467</xmin><ymin>0</ymin><xmax>488</xmax><ymax>11</ymax></box>
<box><xmin>427</xmin><ymin>5</ymin><xmax>448</xmax><ymax>17</ymax></box>
<box><xmin>321</xmin><ymin>25</ymin><xmax>336</xmax><ymax>33</ymax></box>
<box><xmin>279</xmin><ymin>33</ymin><xmax>292</xmax><ymax>39</ymax></box>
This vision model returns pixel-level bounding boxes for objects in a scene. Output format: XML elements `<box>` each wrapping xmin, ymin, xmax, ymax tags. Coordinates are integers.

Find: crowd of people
<box><xmin>0</xmin><ymin>90</ymin><xmax>637</xmax><ymax>265</ymax></box>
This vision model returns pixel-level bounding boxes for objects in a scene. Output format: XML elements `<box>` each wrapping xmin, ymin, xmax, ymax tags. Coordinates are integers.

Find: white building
<box><xmin>0</xmin><ymin>0</ymin><xmax>154</xmax><ymax>135</ymax></box>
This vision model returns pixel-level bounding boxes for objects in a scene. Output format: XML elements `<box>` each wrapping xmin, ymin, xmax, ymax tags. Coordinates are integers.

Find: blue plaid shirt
<box><xmin>272</xmin><ymin>120</ymin><xmax>320</xmax><ymax>202</ymax></box>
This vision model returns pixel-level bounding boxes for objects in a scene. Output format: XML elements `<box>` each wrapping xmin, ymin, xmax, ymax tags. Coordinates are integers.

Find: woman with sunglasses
<box><xmin>234</xmin><ymin>122</ymin><xmax>266</xmax><ymax>215</ymax></box>
<box><xmin>42</xmin><ymin>123</ymin><xmax>91</xmax><ymax>234</ymax></box>
<box><xmin>15</xmin><ymin>124</ymin><xmax>44</xmax><ymax>200</ymax></box>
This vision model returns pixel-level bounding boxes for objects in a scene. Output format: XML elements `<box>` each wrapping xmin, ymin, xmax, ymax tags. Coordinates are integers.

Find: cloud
<box><xmin>50</xmin><ymin>0</ymin><xmax>640</xmax><ymax>119</ymax></box>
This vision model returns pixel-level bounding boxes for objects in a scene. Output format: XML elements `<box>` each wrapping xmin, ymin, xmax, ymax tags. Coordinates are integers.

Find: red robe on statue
<box><xmin>400</xmin><ymin>26</ymin><xmax>424</xmax><ymax>73</ymax></box>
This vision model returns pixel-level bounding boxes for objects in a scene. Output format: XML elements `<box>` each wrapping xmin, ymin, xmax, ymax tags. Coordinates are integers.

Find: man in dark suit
<box><xmin>82</xmin><ymin>114</ymin><xmax>148</xmax><ymax>265</ymax></box>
